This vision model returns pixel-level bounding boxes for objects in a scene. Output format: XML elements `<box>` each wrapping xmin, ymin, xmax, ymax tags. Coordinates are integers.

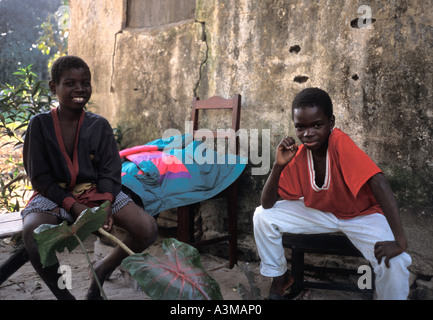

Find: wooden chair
<box><xmin>175</xmin><ymin>94</ymin><xmax>241</xmax><ymax>268</ymax></box>
<box><xmin>282</xmin><ymin>233</ymin><xmax>375</xmax><ymax>299</ymax></box>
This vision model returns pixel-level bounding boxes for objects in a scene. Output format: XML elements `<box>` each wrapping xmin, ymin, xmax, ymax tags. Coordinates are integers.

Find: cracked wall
<box><xmin>69</xmin><ymin>0</ymin><xmax>433</xmax><ymax>276</ymax></box>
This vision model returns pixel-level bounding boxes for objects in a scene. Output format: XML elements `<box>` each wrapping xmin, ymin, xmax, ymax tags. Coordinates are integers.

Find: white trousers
<box><xmin>253</xmin><ymin>200</ymin><xmax>412</xmax><ymax>300</ymax></box>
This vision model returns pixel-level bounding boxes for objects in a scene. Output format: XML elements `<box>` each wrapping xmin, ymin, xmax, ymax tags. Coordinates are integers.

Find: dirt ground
<box><xmin>0</xmin><ymin>232</ymin><xmax>371</xmax><ymax>301</ymax></box>
<box><xmin>0</xmin><ymin>234</ymin><xmax>263</xmax><ymax>301</ymax></box>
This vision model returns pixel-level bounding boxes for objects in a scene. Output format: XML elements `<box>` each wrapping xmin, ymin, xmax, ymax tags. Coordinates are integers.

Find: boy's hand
<box><xmin>103</xmin><ymin>204</ymin><xmax>114</xmax><ymax>232</ymax></box>
<box><xmin>70</xmin><ymin>202</ymin><xmax>90</xmax><ymax>219</ymax></box>
<box><xmin>275</xmin><ymin>137</ymin><xmax>298</xmax><ymax>166</ymax></box>
<box><xmin>261</xmin><ymin>137</ymin><xmax>299</xmax><ymax>209</ymax></box>
<box><xmin>374</xmin><ymin>241</ymin><xmax>405</xmax><ymax>268</ymax></box>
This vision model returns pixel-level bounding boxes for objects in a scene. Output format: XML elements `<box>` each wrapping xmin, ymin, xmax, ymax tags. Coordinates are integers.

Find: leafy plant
<box><xmin>33</xmin><ymin>202</ymin><xmax>223</xmax><ymax>300</ymax></box>
<box><xmin>0</xmin><ymin>64</ymin><xmax>55</xmax><ymax>212</ymax></box>
<box><xmin>0</xmin><ymin>64</ymin><xmax>54</xmax><ymax>144</ymax></box>
<box><xmin>33</xmin><ymin>203</ymin><xmax>108</xmax><ymax>268</ymax></box>
<box><xmin>0</xmin><ymin>169</ymin><xmax>28</xmax><ymax>212</ymax></box>
<box><xmin>36</xmin><ymin>0</ymin><xmax>69</xmax><ymax>70</ymax></box>
<box><xmin>0</xmin><ymin>0</ymin><xmax>60</xmax><ymax>84</ymax></box>
<box><xmin>122</xmin><ymin>238</ymin><xmax>223</xmax><ymax>300</ymax></box>
<box><xmin>113</xmin><ymin>123</ymin><xmax>133</xmax><ymax>150</ymax></box>
<box><xmin>34</xmin><ymin>202</ymin><xmax>109</xmax><ymax>299</ymax></box>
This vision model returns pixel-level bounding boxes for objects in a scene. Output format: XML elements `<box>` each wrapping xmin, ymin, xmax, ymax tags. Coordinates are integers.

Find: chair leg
<box><xmin>290</xmin><ymin>248</ymin><xmax>304</xmax><ymax>296</ymax></box>
<box><xmin>177</xmin><ymin>184</ymin><xmax>238</xmax><ymax>269</ymax></box>
<box><xmin>227</xmin><ymin>184</ymin><xmax>238</xmax><ymax>268</ymax></box>
<box><xmin>177</xmin><ymin>205</ymin><xmax>195</xmax><ymax>243</ymax></box>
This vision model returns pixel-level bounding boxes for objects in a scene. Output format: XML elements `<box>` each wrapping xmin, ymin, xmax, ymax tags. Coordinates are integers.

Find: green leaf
<box><xmin>121</xmin><ymin>238</ymin><xmax>223</xmax><ymax>300</ymax></box>
<box><xmin>33</xmin><ymin>202</ymin><xmax>108</xmax><ymax>267</ymax></box>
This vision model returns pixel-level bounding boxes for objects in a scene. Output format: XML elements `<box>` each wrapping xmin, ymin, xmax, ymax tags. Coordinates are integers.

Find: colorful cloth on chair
<box><xmin>120</xmin><ymin>134</ymin><xmax>246</xmax><ymax>216</ymax></box>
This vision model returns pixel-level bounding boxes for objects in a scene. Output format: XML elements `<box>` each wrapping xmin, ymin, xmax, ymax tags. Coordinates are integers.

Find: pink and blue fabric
<box><xmin>119</xmin><ymin>134</ymin><xmax>246</xmax><ymax>216</ymax></box>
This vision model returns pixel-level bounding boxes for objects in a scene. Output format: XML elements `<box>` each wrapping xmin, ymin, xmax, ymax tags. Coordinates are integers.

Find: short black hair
<box><xmin>292</xmin><ymin>87</ymin><xmax>333</xmax><ymax>119</ymax></box>
<box><xmin>50</xmin><ymin>55</ymin><xmax>91</xmax><ymax>84</ymax></box>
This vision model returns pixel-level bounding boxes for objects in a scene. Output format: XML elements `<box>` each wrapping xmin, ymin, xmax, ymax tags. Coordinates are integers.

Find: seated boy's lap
<box><xmin>112</xmin><ymin>202</ymin><xmax>154</xmax><ymax>229</ymax></box>
<box><xmin>23</xmin><ymin>210</ymin><xmax>62</xmax><ymax>231</ymax></box>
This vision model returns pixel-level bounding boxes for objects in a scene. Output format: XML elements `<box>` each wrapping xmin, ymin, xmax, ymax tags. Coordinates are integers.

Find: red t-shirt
<box><xmin>278</xmin><ymin>129</ymin><xmax>383</xmax><ymax>219</ymax></box>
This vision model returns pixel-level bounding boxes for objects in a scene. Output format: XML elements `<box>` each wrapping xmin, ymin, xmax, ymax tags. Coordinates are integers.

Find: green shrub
<box><xmin>0</xmin><ymin>65</ymin><xmax>56</xmax><ymax>212</ymax></box>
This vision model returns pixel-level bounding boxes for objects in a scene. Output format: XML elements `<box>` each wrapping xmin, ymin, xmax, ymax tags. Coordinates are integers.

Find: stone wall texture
<box><xmin>69</xmin><ymin>0</ymin><xmax>433</xmax><ymax>278</ymax></box>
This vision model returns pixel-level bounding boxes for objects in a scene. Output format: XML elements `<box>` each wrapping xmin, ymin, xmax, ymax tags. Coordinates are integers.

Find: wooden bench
<box><xmin>282</xmin><ymin>233</ymin><xmax>375</xmax><ymax>299</ymax></box>
<box><xmin>0</xmin><ymin>212</ymin><xmax>23</xmax><ymax>238</ymax></box>
<box><xmin>0</xmin><ymin>212</ymin><xmax>29</xmax><ymax>286</ymax></box>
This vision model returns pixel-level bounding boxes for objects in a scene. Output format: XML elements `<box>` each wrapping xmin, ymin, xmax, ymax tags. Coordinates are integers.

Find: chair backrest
<box><xmin>191</xmin><ymin>94</ymin><xmax>241</xmax><ymax>155</ymax></box>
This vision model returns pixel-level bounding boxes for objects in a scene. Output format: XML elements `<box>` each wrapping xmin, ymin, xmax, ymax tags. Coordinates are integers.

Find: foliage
<box><xmin>0</xmin><ymin>65</ymin><xmax>54</xmax><ymax>142</ymax></box>
<box><xmin>113</xmin><ymin>123</ymin><xmax>133</xmax><ymax>150</ymax></box>
<box><xmin>0</xmin><ymin>0</ymin><xmax>63</xmax><ymax>84</ymax></box>
<box><xmin>33</xmin><ymin>202</ymin><xmax>108</xmax><ymax>268</ymax></box>
<box><xmin>0</xmin><ymin>169</ymin><xmax>28</xmax><ymax>213</ymax></box>
<box><xmin>33</xmin><ymin>202</ymin><xmax>223</xmax><ymax>300</ymax></box>
<box><xmin>36</xmin><ymin>0</ymin><xmax>69</xmax><ymax>70</ymax></box>
<box><xmin>122</xmin><ymin>238</ymin><xmax>223</xmax><ymax>300</ymax></box>
<box><xmin>0</xmin><ymin>64</ymin><xmax>55</xmax><ymax>212</ymax></box>
<box><xmin>34</xmin><ymin>202</ymin><xmax>109</xmax><ymax>299</ymax></box>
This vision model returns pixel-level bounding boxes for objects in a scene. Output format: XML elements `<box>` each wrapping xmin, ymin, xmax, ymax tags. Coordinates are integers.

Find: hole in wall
<box><xmin>350</xmin><ymin>18</ymin><xmax>376</xmax><ymax>28</ymax></box>
<box><xmin>352</xmin><ymin>74</ymin><xmax>359</xmax><ymax>81</ymax></box>
<box><xmin>293</xmin><ymin>76</ymin><xmax>309</xmax><ymax>83</ymax></box>
<box><xmin>289</xmin><ymin>45</ymin><xmax>301</xmax><ymax>54</ymax></box>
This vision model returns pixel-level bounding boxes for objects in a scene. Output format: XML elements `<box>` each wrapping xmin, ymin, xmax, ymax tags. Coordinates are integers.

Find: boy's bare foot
<box><xmin>268</xmin><ymin>270</ymin><xmax>294</xmax><ymax>299</ymax></box>
<box><xmin>86</xmin><ymin>260</ymin><xmax>110</xmax><ymax>300</ymax></box>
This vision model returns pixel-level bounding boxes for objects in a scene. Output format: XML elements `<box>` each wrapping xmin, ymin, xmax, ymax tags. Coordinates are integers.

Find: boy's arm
<box><xmin>261</xmin><ymin>163</ymin><xmax>286</xmax><ymax>209</ymax></box>
<box><xmin>95</xmin><ymin>119</ymin><xmax>122</xmax><ymax>197</ymax></box>
<box><xmin>261</xmin><ymin>137</ymin><xmax>298</xmax><ymax>209</ymax></box>
<box><xmin>24</xmin><ymin>116</ymin><xmax>77</xmax><ymax>209</ymax></box>
<box><xmin>368</xmin><ymin>172</ymin><xmax>408</xmax><ymax>267</ymax></box>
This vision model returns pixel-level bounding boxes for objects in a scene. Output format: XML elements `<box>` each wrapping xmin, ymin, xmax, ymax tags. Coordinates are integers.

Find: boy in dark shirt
<box><xmin>254</xmin><ymin>88</ymin><xmax>411</xmax><ymax>300</ymax></box>
<box><xmin>22</xmin><ymin>55</ymin><xmax>158</xmax><ymax>299</ymax></box>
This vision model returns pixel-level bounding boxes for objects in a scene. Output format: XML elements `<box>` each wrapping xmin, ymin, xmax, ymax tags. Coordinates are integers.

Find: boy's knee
<box><xmin>146</xmin><ymin>215</ymin><xmax>158</xmax><ymax>242</ymax></box>
<box><xmin>390</xmin><ymin>252</ymin><xmax>412</xmax><ymax>271</ymax></box>
<box><xmin>137</xmin><ymin>213</ymin><xmax>158</xmax><ymax>247</ymax></box>
<box><xmin>253</xmin><ymin>205</ymin><xmax>275</xmax><ymax>236</ymax></box>
<box><xmin>22</xmin><ymin>215</ymin><xmax>45</xmax><ymax>243</ymax></box>
<box><xmin>253</xmin><ymin>205</ymin><xmax>264</xmax><ymax>225</ymax></box>
<box><xmin>253</xmin><ymin>205</ymin><xmax>276</xmax><ymax>227</ymax></box>
<box><xmin>373</xmin><ymin>252</ymin><xmax>411</xmax><ymax>300</ymax></box>
<box><xmin>22</xmin><ymin>225</ymin><xmax>36</xmax><ymax>246</ymax></box>
<box><xmin>375</xmin><ymin>252</ymin><xmax>412</xmax><ymax>277</ymax></box>
<box><xmin>22</xmin><ymin>215</ymin><xmax>48</xmax><ymax>256</ymax></box>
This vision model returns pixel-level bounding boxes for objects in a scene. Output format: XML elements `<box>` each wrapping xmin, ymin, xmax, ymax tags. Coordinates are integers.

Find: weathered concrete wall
<box><xmin>69</xmin><ymin>0</ymin><xmax>433</xmax><ymax>279</ymax></box>
<box><xmin>127</xmin><ymin>0</ymin><xmax>196</xmax><ymax>28</ymax></box>
<box><xmin>69</xmin><ymin>0</ymin><xmax>127</xmax><ymax>123</ymax></box>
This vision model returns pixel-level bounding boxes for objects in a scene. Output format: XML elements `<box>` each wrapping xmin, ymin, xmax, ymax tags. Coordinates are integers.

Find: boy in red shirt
<box><xmin>253</xmin><ymin>88</ymin><xmax>411</xmax><ymax>300</ymax></box>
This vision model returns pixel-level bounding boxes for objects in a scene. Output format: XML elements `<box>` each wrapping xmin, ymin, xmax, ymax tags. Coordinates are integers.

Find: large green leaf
<box><xmin>121</xmin><ymin>238</ymin><xmax>223</xmax><ymax>300</ymax></box>
<box><xmin>33</xmin><ymin>202</ymin><xmax>108</xmax><ymax>267</ymax></box>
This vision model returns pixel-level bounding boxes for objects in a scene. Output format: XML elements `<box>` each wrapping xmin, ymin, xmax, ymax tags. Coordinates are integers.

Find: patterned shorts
<box><xmin>21</xmin><ymin>191</ymin><xmax>133</xmax><ymax>225</ymax></box>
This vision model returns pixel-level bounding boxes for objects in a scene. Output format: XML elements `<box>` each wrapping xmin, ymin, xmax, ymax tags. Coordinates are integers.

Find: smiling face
<box><xmin>49</xmin><ymin>67</ymin><xmax>92</xmax><ymax>113</ymax></box>
<box><xmin>293</xmin><ymin>105</ymin><xmax>335</xmax><ymax>154</ymax></box>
